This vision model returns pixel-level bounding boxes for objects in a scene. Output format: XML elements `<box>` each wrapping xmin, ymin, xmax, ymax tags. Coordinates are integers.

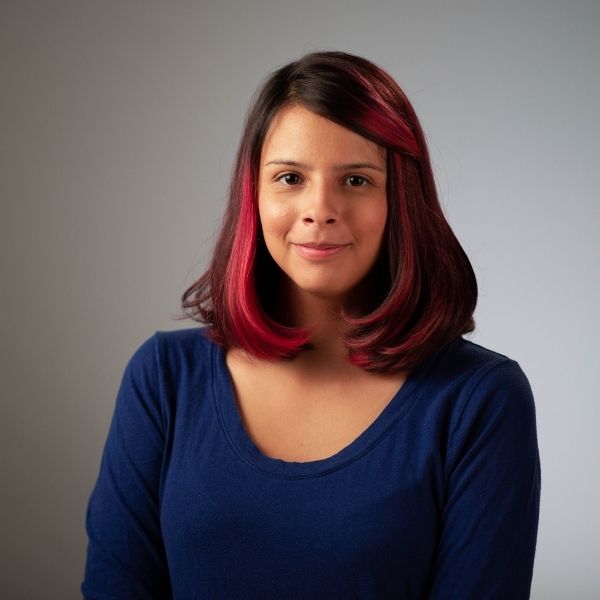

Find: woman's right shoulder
<box><xmin>117</xmin><ymin>326</ymin><xmax>220</xmax><ymax>423</ymax></box>
<box><xmin>126</xmin><ymin>326</ymin><xmax>218</xmax><ymax>383</ymax></box>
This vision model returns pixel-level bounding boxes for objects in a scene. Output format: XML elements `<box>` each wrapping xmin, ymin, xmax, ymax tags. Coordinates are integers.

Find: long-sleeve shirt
<box><xmin>82</xmin><ymin>327</ymin><xmax>541</xmax><ymax>599</ymax></box>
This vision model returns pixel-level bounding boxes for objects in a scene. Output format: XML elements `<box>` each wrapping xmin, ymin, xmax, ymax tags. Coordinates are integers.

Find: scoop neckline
<box><xmin>211</xmin><ymin>340</ymin><xmax>450</xmax><ymax>479</ymax></box>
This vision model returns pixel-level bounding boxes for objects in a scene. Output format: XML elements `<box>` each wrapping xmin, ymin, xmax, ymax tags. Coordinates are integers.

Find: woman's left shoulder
<box><xmin>434</xmin><ymin>337</ymin><xmax>536</xmax><ymax>426</ymax></box>
<box><xmin>435</xmin><ymin>337</ymin><xmax>530</xmax><ymax>386</ymax></box>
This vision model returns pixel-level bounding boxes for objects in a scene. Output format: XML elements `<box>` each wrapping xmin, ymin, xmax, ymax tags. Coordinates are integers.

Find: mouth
<box><xmin>292</xmin><ymin>242</ymin><xmax>350</xmax><ymax>259</ymax></box>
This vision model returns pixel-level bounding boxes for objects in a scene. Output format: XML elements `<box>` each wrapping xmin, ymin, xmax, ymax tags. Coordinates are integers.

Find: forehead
<box><xmin>260</xmin><ymin>104</ymin><xmax>385</xmax><ymax>165</ymax></box>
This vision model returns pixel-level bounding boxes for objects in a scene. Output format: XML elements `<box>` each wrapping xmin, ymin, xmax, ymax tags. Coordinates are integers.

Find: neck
<box><xmin>277</xmin><ymin>285</ymin><xmax>354</xmax><ymax>369</ymax></box>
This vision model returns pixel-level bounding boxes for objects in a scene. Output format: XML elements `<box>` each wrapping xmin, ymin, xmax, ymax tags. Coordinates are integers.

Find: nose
<box><xmin>301</xmin><ymin>181</ymin><xmax>339</xmax><ymax>226</ymax></box>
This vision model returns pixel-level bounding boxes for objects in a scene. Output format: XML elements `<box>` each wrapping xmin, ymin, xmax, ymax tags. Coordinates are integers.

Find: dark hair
<box><xmin>178</xmin><ymin>51</ymin><xmax>477</xmax><ymax>373</ymax></box>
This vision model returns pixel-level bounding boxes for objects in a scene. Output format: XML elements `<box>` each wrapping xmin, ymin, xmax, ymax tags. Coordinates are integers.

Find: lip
<box><xmin>292</xmin><ymin>242</ymin><xmax>350</xmax><ymax>259</ymax></box>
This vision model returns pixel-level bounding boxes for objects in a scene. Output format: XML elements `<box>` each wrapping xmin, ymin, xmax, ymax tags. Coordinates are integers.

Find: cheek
<box><xmin>259</xmin><ymin>199</ymin><xmax>296</xmax><ymax>236</ymax></box>
<box><xmin>357</xmin><ymin>202</ymin><xmax>387</xmax><ymax>243</ymax></box>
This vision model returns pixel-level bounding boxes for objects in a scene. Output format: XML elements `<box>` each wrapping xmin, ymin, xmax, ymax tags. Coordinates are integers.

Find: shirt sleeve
<box><xmin>427</xmin><ymin>359</ymin><xmax>541</xmax><ymax>599</ymax></box>
<box><xmin>81</xmin><ymin>334</ymin><xmax>172</xmax><ymax>599</ymax></box>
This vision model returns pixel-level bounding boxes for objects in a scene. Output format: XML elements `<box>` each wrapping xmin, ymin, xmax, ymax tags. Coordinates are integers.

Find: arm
<box><xmin>427</xmin><ymin>360</ymin><xmax>541</xmax><ymax>599</ymax></box>
<box><xmin>81</xmin><ymin>334</ymin><xmax>172</xmax><ymax>599</ymax></box>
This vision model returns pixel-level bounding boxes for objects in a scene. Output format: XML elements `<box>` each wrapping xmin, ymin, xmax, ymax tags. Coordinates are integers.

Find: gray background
<box><xmin>1</xmin><ymin>1</ymin><xmax>598</xmax><ymax>598</ymax></box>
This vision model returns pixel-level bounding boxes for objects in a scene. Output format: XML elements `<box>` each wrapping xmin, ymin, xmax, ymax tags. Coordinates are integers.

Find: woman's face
<box><xmin>258</xmin><ymin>104</ymin><xmax>388</xmax><ymax>309</ymax></box>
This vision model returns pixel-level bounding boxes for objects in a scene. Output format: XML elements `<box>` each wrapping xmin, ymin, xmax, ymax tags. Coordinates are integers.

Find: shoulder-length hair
<box><xmin>178</xmin><ymin>51</ymin><xmax>477</xmax><ymax>373</ymax></box>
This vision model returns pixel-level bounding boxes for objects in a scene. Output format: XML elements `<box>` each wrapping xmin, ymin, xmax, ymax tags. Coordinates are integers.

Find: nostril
<box><xmin>302</xmin><ymin>215</ymin><xmax>336</xmax><ymax>225</ymax></box>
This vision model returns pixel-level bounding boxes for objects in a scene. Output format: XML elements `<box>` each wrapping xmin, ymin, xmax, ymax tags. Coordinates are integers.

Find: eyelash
<box><xmin>275</xmin><ymin>173</ymin><xmax>371</xmax><ymax>187</ymax></box>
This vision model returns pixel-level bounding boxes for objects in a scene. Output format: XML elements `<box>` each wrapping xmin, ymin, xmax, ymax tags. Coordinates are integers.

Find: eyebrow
<box><xmin>264</xmin><ymin>159</ymin><xmax>386</xmax><ymax>173</ymax></box>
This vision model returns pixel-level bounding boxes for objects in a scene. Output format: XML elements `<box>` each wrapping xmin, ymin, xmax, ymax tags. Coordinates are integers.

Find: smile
<box><xmin>292</xmin><ymin>243</ymin><xmax>350</xmax><ymax>260</ymax></box>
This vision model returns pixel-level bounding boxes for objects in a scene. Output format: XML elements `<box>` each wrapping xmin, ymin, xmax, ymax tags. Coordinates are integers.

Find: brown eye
<box><xmin>277</xmin><ymin>173</ymin><xmax>301</xmax><ymax>185</ymax></box>
<box><xmin>346</xmin><ymin>175</ymin><xmax>368</xmax><ymax>186</ymax></box>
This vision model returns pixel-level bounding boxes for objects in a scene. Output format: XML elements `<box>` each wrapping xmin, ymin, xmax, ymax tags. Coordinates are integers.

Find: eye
<box><xmin>345</xmin><ymin>175</ymin><xmax>369</xmax><ymax>187</ymax></box>
<box><xmin>276</xmin><ymin>173</ymin><xmax>302</xmax><ymax>185</ymax></box>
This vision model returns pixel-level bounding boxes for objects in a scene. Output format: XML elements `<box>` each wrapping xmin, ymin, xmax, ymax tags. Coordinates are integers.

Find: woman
<box><xmin>82</xmin><ymin>51</ymin><xmax>541</xmax><ymax>598</ymax></box>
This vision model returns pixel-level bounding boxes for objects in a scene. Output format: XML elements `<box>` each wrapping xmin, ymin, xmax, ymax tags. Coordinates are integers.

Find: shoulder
<box><xmin>117</xmin><ymin>327</ymin><xmax>221</xmax><ymax>423</ymax></box>
<box><xmin>430</xmin><ymin>336</ymin><xmax>532</xmax><ymax>396</ymax></box>
<box><xmin>154</xmin><ymin>326</ymin><xmax>216</xmax><ymax>357</ymax></box>
<box><xmin>124</xmin><ymin>326</ymin><xmax>219</xmax><ymax>384</ymax></box>
<box><xmin>129</xmin><ymin>326</ymin><xmax>216</xmax><ymax>362</ymax></box>
<box><xmin>433</xmin><ymin>336</ymin><xmax>512</xmax><ymax>374</ymax></box>
<box><xmin>430</xmin><ymin>337</ymin><xmax>537</xmax><ymax>443</ymax></box>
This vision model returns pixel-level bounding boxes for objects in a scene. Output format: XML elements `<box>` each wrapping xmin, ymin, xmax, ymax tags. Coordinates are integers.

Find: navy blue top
<box><xmin>82</xmin><ymin>327</ymin><xmax>541</xmax><ymax>599</ymax></box>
